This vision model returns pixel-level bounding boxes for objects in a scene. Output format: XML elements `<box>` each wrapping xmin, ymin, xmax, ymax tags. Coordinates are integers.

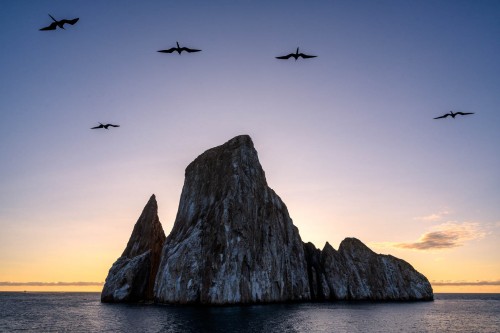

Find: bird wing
<box><xmin>276</xmin><ymin>53</ymin><xmax>293</xmax><ymax>59</ymax></box>
<box><xmin>433</xmin><ymin>114</ymin><xmax>450</xmax><ymax>119</ymax></box>
<box><xmin>40</xmin><ymin>22</ymin><xmax>58</xmax><ymax>30</ymax></box>
<box><xmin>158</xmin><ymin>48</ymin><xmax>177</xmax><ymax>53</ymax></box>
<box><xmin>455</xmin><ymin>112</ymin><xmax>474</xmax><ymax>116</ymax></box>
<box><xmin>181</xmin><ymin>47</ymin><xmax>201</xmax><ymax>53</ymax></box>
<box><xmin>298</xmin><ymin>53</ymin><xmax>317</xmax><ymax>59</ymax></box>
<box><xmin>91</xmin><ymin>125</ymin><xmax>103</xmax><ymax>129</ymax></box>
<box><xmin>60</xmin><ymin>18</ymin><xmax>79</xmax><ymax>26</ymax></box>
<box><xmin>107</xmin><ymin>124</ymin><xmax>120</xmax><ymax>127</ymax></box>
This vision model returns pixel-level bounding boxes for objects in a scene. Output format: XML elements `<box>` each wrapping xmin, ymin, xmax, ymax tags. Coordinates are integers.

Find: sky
<box><xmin>1</xmin><ymin>0</ymin><xmax>499</xmax><ymax>293</ymax></box>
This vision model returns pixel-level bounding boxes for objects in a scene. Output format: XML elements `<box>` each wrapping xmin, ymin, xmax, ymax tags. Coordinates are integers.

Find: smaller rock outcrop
<box><xmin>339</xmin><ymin>238</ymin><xmax>433</xmax><ymax>300</ymax></box>
<box><xmin>304</xmin><ymin>238</ymin><xmax>433</xmax><ymax>301</ymax></box>
<box><xmin>101</xmin><ymin>194</ymin><xmax>166</xmax><ymax>302</ymax></box>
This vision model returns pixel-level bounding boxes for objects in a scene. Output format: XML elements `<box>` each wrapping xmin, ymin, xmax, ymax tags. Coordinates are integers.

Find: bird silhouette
<box><xmin>91</xmin><ymin>123</ymin><xmax>120</xmax><ymax>130</ymax></box>
<box><xmin>157</xmin><ymin>42</ymin><xmax>201</xmax><ymax>54</ymax></box>
<box><xmin>434</xmin><ymin>111</ymin><xmax>475</xmax><ymax>119</ymax></box>
<box><xmin>40</xmin><ymin>14</ymin><xmax>79</xmax><ymax>31</ymax></box>
<box><xmin>276</xmin><ymin>47</ymin><xmax>317</xmax><ymax>60</ymax></box>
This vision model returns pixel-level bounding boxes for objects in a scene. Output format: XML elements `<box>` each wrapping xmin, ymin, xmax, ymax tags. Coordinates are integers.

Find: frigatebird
<box><xmin>157</xmin><ymin>42</ymin><xmax>201</xmax><ymax>54</ymax></box>
<box><xmin>434</xmin><ymin>111</ymin><xmax>474</xmax><ymax>119</ymax></box>
<box><xmin>40</xmin><ymin>14</ymin><xmax>79</xmax><ymax>31</ymax></box>
<box><xmin>276</xmin><ymin>47</ymin><xmax>317</xmax><ymax>60</ymax></box>
<box><xmin>91</xmin><ymin>123</ymin><xmax>120</xmax><ymax>130</ymax></box>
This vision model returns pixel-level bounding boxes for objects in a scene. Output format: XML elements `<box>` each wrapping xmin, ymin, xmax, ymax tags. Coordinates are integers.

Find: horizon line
<box><xmin>431</xmin><ymin>280</ymin><xmax>500</xmax><ymax>286</ymax></box>
<box><xmin>0</xmin><ymin>281</ymin><xmax>104</xmax><ymax>286</ymax></box>
<box><xmin>2</xmin><ymin>280</ymin><xmax>500</xmax><ymax>287</ymax></box>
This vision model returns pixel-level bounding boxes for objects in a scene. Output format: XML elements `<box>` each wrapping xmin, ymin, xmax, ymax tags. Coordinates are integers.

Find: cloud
<box><xmin>431</xmin><ymin>280</ymin><xmax>500</xmax><ymax>286</ymax></box>
<box><xmin>392</xmin><ymin>222</ymin><xmax>486</xmax><ymax>250</ymax></box>
<box><xmin>0</xmin><ymin>281</ymin><xmax>103</xmax><ymax>286</ymax></box>
<box><xmin>414</xmin><ymin>210</ymin><xmax>450</xmax><ymax>222</ymax></box>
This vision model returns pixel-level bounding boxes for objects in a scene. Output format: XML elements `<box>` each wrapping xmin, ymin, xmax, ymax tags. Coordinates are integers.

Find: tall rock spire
<box><xmin>101</xmin><ymin>194</ymin><xmax>166</xmax><ymax>302</ymax></box>
<box><xmin>154</xmin><ymin>135</ymin><xmax>311</xmax><ymax>304</ymax></box>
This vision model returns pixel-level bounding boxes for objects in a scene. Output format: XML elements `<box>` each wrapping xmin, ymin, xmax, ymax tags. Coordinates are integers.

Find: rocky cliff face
<box><xmin>101</xmin><ymin>194</ymin><xmax>166</xmax><ymax>302</ymax></box>
<box><xmin>304</xmin><ymin>238</ymin><xmax>433</xmax><ymax>301</ymax></box>
<box><xmin>103</xmin><ymin>134</ymin><xmax>433</xmax><ymax>304</ymax></box>
<box><xmin>154</xmin><ymin>135</ymin><xmax>311</xmax><ymax>304</ymax></box>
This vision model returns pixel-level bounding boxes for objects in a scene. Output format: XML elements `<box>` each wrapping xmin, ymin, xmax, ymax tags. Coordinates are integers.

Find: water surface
<box><xmin>1</xmin><ymin>293</ymin><xmax>498</xmax><ymax>332</ymax></box>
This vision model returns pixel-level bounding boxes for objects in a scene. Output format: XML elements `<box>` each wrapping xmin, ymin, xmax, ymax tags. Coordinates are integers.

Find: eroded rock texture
<box><xmin>304</xmin><ymin>238</ymin><xmax>434</xmax><ymax>301</ymax></box>
<box><xmin>101</xmin><ymin>194</ymin><xmax>166</xmax><ymax>302</ymax></box>
<box><xmin>103</xmin><ymin>134</ymin><xmax>433</xmax><ymax>304</ymax></box>
<box><xmin>154</xmin><ymin>135</ymin><xmax>310</xmax><ymax>304</ymax></box>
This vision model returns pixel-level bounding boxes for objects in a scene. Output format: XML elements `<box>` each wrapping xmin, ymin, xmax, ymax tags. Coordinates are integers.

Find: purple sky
<box><xmin>0</xmin><ymin>0</ymin><xmax>499</xmax><ymax>291</ymax></box>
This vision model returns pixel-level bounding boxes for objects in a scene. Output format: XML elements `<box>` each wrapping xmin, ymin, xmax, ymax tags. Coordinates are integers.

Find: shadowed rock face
<box><xmin>154</xmin><ymin>135</ymin><xmax>310</xmax><ymax>304</ymax></box>
<box><xmin>101</xmin><ymin>194</ymin><xmax>166</xmax><ymax>302</ymax></box>
<box><xmin>304</xmin><ymin>238</ymin><xmax>434</xmax><ymax>301</ymax></box>
<box><xmin>103</xmin><ymin>134</ymin><xmax>433</xmax><ymax>304</ymax></box>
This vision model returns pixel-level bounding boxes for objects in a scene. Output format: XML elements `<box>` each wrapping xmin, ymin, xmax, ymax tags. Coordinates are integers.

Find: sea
<box><xmin>0</xmin><ymin>293</ymin><xmax>498</xmax><ymax>332</ymax></box>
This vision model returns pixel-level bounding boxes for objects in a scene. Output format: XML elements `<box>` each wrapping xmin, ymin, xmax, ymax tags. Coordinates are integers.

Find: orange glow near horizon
<box><xmin>0</xmin><ymin>285</ymin><xmax>103</xmax><ymax>293</ymax></box>
<box><xmin>431</xmin><ymin>285</ymin><xmax>500</xmax><ymax>294</ymax></box>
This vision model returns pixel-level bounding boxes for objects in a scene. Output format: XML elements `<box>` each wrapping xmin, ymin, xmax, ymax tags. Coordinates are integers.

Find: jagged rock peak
<box><xmin>122</xmin><ymin>194</ymin><xmax>164</xmax><ymax>258</ymax></box>
<box><xmin>155</xmin><ymin>135</ymin><xmax>310</xmax><ymax>304</ymax></box>
<box><xmin>186</xmin><ymin>135</ymin><xmax>258</xmax><ymax>173</ymax></box>
<box><xmin>101</xmin><ymin>194</ymin><xmax>166</xmax><ymax>303</ymax></box>
<box><xmin>338</xmin><ymin>237</ymin><xmax>376</xmax><ymax>257</ymax></box>
<box><xmin>184</xmin><ymin>134</ymin><xmax>267</xmax><ymax>188</ymax></box>
<box><xmin>339</xmin><ymin>237</ymin><xmax>433</xmax><ymax>300</ymax></box>
<box><xmin>303</xmin><ymin>237</ymin><xmax>434</xmax><ymax>301</ymax></box>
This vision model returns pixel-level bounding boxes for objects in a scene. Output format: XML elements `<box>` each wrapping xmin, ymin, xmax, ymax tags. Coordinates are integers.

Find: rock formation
<box><xmin>304</xmin><ymin>239</ymin><xmax>434</xmax><ymax>301</ymax></box>
<box><xmin>101</xmin><ymin>194</ymin><xmax>166</xmax><ymax>302</ymax></box>
<box><xmin>154</xmin><ymin>135</ymin><xmax>311</xmax><ymax>304</ymax></box>
<box><xmin>102</xmin><ymin>134</ymin><xmax>433</xmax><ymax>304</ymax></box>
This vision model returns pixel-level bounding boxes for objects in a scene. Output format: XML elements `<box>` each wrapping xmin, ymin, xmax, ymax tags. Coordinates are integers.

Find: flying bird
<box><xmin>276</xmin><ymin>47</ymin><xmax>317</xmax><ymax>60</ymax></box>
<box><xmin>40</xmin><ymin>14</ymin><xmax>79</xmax><ymax>31</ymax></box>
<box><xmin>157</xmin><ymin>42</ymin><xmax>201</xmax><ymax>54</ymax></box>
<box><xmin>433</xmin><ymin>111</ymin><xmax>475</xmax><ymax>119</ymax></box>
<box><xmin>91</xmin><ymin>123</ymin><xmax>120</xmax><ymax>130</ymax></box>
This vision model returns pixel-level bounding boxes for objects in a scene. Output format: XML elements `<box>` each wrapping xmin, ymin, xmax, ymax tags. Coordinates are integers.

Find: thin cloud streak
<box><xmin>370</xmin><ymin>222</ymin><xmax>486</xmax><ymax>251</ymax></box>
<box><xmin>432</xmin><ymin>280</ymin><xmax>500</xmax><ymax>286</ymax></box>
<box><xmin>414</xmin><ymin>210</ymin><xmax>450</xmax><ymax>222</ymax></box>
<box><xmin>396</xmin><ymin>222</ymin><xmax>485</xmax><ymax>250</ymax></box>
<box><xmin>0</xmin><ymin>281</ymin><xmax>103</xmax><ymax>286</ymax></box>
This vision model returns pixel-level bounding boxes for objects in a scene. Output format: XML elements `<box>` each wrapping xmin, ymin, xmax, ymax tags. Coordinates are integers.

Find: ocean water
<box><xmin>0</xmin><ymin>293</ymin><xmax>498</xmax><ymax>333</ymax></box>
